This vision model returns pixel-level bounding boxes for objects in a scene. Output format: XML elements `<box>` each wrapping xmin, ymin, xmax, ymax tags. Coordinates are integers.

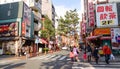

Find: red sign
<box><xmin>0</xmin><ymin>22</ymin><xmax>18</xmax><ymax>37</ymax></box>
<box><xmin>88</xmin><ymin>0</ymin><xmax>95</xmax><ymax>27</ymax></box>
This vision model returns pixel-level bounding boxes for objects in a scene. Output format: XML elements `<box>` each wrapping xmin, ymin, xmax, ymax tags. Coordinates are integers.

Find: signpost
<box><xmin>35</xmin><ymin>36</ymin><xmax>39</xmax><ymax>56</ymax></box>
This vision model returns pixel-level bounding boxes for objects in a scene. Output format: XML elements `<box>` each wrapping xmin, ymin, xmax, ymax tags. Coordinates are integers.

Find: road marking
<box><xmin>72</xmin><ymin>67</ymin><xmax>84</xmax><ymax>69</ymax></box>
<box><xmin>45</xmin><ymin>55</ymin><xmax>56</xmax><ymax>60</ymax></box>
<box><xmin>51</xmin><ymin>55</ymin><xmax>61</xmax><ymax>61</ymax></box>
<box><xmin>58</xmin><ymin>56</ymin><xmax>66</xmax><ymax>60</ymax></box>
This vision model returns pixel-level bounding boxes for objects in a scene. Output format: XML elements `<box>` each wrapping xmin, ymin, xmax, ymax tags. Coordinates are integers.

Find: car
<box><xmin>62</xmin><ymin>46</ymin><xmax>68</xmax><ymax>50</ymax></box>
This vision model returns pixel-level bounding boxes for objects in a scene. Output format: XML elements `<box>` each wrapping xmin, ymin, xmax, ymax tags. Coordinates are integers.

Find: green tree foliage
<box><xmin>40</xmin><ymin>15</ymin><xmax>55</xmax><ymax>40</ymax></box>
<box><xmin>58</xmin><ymin>9</ymin><xmax>79</xmax><ymax>36</ymax></box>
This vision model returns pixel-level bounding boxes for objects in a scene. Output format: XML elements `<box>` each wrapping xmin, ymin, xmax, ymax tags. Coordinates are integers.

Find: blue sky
<box><xmin>52</xmin><ymin>0</ymin><xmax>81</xmax><ymax>10</ymax></box>
<box><xmin>52</xmin><ymin>0</ymin><xmax>82</xmax><ymax>18</ymax></box>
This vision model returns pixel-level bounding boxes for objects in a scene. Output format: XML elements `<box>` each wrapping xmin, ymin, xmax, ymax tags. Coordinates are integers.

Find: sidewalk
<box><xmin>79</xmin><ymin>50</ymin><xmax>120</xmax><ymax>62</ymax></box>
<box><xmin>0</xmin><ymin>51</ymin><xmax>61</xmax><ymax>62</ymax></box>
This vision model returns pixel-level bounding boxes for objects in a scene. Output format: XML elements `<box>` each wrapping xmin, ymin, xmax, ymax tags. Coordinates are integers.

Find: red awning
<box><xmin>100</xmin><ymin>36</ymin><xmax>111</xmax><ymax>40</ymax></box>
<box><xmin>40</xmin><ymin>39</ymin><xmax>48</xmax><ymax>44</ymax></box>
<box><xmin>86</xmin><ymin>35</ymin><xmax>101</xmax><ymax>40</ymax></box>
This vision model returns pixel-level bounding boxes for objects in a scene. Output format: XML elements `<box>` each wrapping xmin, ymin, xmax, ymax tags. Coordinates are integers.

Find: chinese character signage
<box><xmin>111</xmin><ymin>28</ymin><xmax>120</xmax><ymax>49</ymax></box>
<box><xmin>81</xmin><ymin>22</ymin><xmax>86</xmax><ymax>35</ymax></box>
<box><xmin>88</xmin><ymin>0</ymin><xmax>95</xmax><ymax>27</ymax></box>
<box><xmin>96</xmin><ymin>3</ymin><xmax>118</xmax><ymax>27</ymax></box>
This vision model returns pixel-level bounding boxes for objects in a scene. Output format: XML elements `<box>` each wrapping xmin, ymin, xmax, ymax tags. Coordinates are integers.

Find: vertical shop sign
<box><xmin>88</xmin><ymin>0</ymin><xmax>95</xmax><ymax>27</ymax></box>
<box><xmin>96</xmin><ymin>3</ymin><xmax>118</xmax><ymax>27</ymax></box>
<box><xmin>111</xmin><ymin>28</ymin><xmax>120</xmax><ymax>49</ymax></box>
<box><xmin>22</xmin><ymin>3</ymin><xmax>31</xmax><ymax>37</ymax></box>
<box><xmin>81</xmin><ymin>22</ymin><xmax>86</xmax><ymax>35</ymax></box>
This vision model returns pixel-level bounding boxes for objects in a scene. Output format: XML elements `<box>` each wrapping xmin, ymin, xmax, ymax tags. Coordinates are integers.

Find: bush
<box><xmin>43</xmin><ymin>48</ymin><xmax>49</xmax><ymax>53</ymax></box>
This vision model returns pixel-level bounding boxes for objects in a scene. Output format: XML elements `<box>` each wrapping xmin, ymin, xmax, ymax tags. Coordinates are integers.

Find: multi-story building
<box><xmin>0</xmin><ymin>0</ymin><xmax>42</xmax><ymax>55</ymax></box>
<box><xmin>41</xmin><ymin>0</ymin><xmax>56</xmax><ymax>26</ymax></box>
<box><xmin>82</xmin><ymin>0</ymin><xmax>120</xmax><ymax>54</ymax></box>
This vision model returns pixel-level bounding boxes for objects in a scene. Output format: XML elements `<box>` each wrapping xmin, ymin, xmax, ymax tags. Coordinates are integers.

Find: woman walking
<box><xmin>73</xmin><ymin>46</ymin><xmax>80</xmax><ymax>62</ymax></box>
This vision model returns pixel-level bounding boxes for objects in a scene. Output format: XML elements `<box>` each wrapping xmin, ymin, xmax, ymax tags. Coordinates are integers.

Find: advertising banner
<box><xmin>0</xmin><ymin>22</ymin><xmax>18</xmax><ymax>37</ymax></box>
<box><xmin>111</xmin><ymin>28</ymin><xmax>120</xmax><ymax>49</ymax></box>
<box><xmin>96</xmin><ymin>3</ymin><xmax>118</xmax><ymax>27</ymax></box>
<box><xmin>22</xmin><ymin>3</ymin><xmax>31</xmax><ymax>37</ymax></box>
<box><xmin>88</xmin><ymin>0</ymin><xmax>95</xmax><ymax>27</ymax></box>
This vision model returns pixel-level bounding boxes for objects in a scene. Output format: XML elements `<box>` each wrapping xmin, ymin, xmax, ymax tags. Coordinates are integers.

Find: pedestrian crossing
<box><xmin>29</xmin><ymin>54</ymin><xmax>68</xmax><ymax>61</ymax></box>
<box><xmin>72</xmin><ymin>62</ymin><xmax>120</xmax><ymax>69</ymax></box>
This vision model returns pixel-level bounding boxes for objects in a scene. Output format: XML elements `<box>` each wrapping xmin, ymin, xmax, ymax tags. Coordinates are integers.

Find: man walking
<box><xmin>86</xmin><ymin>44</ymin><xmax>92</xmax><ymax>62</ymax></box>
<box><xmin>103</xmin><ymin>43</ymin><xmax>112</xmax><ymax>64</ymax></box>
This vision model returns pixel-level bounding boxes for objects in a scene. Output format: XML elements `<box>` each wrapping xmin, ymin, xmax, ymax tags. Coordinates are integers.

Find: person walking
<box><xmin>93</xmin><ymin>46</ymin><xmax>99</xmax><ymax>64</ymax></box>
<box><xmin>73</xmin><ymin>46</ymin><xmax>80</xmax><ymax>62</ymax></box>
<box><xmin>102</xmin><ymin>43</ymin><xmax>112</xmax><ymax>64</ymax></box>
<box><xmin>86</xmin><ymin>44</ymin><xmax>92</xmax><ymax>62</ymax></box>
<box><xmin>83</xmin><ymin>51</ymin><xmax>87</xmax><ymax>62</ymax></box>
<box><xmin>69</xmin><ymin>49</ymin><xmax>74</xmax><ymax>62</ymax></box>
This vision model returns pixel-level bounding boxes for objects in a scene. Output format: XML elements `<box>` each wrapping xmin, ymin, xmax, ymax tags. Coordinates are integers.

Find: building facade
<box><xmin>41</xmin><ymin>0</ymin><xmax>56</xmax><ymax>26</ymax></box>
<box><xmin>82</xmin><ymin>0</ymin><xmax>120</xmax><ymax>54</ymax></box>
<box><xmin>0</xmin><ymin>0</ymin><xmax>42</xmax><ymax>55</ymax></box>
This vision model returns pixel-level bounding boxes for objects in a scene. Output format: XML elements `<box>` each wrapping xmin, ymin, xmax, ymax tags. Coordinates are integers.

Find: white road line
<box><xmin>72</xmin><ymin>67</ymin><xmax>84</xmax><ymax>69</ymax></box>
<box><xmin>67</xmin><ymin>58</ymin><xmax>71</xmax><ymax>60</ymax></box>
<box><xmin>38</xmin><ymin>55</ymin><xmax>51</xmax><ymax>59</ymax></box>
<box><xmin>51</xmin><ymin>55</ymin><xmax>61</xmax><ymax>61</ymax></box>
<box><xmin>58</xmin><ymin>56</ymin><xmax>66</xmax><ymax>60</ymax></box>
<box><xmin>45</xmin><ymin>55</ymin><xmax>56</xmax><ymax>60</ymax></box>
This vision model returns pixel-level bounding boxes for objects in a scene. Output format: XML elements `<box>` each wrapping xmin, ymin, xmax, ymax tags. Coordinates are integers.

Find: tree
<box><xmin>58</xmin><ymin>9</ymin><xmax>79</xmax><ymax>36</ymax></box>
<box><xmin>40</xmin><ymin>15</ymin><xmax>55</xmax><ymax>41</ymax></box>
<box><xmin>58</xmin><ymin>9</ymin><xmax>80</xmax><ymax>46</ymax></box>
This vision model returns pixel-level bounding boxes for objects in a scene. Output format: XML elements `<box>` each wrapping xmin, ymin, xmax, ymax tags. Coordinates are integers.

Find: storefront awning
<box><xmin>40</xmin><ymin>39</ymin><xmax>48</xmax><ymax>44</ymax></box>
<box><xmin>86</xmin><ymin>35</ymin><xmax>101</xmax><ymax>40</ymax></box>
<box><xmin>100</xmin><ymin>36</ymin><xmax>111</xmax><ymax>40</ymax></box>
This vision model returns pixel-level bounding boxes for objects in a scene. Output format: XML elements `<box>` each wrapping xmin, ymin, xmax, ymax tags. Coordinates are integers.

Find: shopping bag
<box><xmin>110</xmin><ymin>54</ymin><xmax>115</xmax><ymax>60</ymax></box>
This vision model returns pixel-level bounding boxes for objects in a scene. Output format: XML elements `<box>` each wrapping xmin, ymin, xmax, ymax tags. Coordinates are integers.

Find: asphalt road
<box><xmin>0</xmin><ymin>50</ymin><xmax>120</xmax><ymax>69</ymax></box>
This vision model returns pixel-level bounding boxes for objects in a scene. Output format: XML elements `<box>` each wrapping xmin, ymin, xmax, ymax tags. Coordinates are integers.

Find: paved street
<box><xmin>0</xmin><ymin>50</ymin><xmax>120</xmax><ymax>69</ymax></box>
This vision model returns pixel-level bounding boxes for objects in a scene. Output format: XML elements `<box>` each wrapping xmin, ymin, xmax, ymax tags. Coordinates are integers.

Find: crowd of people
<box><xmin>69</xmin><ymin>43</ymin><xmax>113</xmax><ymax>64</ymax></box>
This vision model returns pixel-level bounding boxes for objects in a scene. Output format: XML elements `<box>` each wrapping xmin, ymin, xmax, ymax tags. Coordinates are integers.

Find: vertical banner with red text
<box><xmin>88</xmin><ymin>0</ymin><xmax>95</xmax><ymax>27</ymax></box>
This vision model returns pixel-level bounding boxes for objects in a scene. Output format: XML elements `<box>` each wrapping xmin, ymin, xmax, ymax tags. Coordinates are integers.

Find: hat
<box><xmin>105</xmin><ymin>43</ymin><xmax>108</xmax><ymax>45</ymax></box>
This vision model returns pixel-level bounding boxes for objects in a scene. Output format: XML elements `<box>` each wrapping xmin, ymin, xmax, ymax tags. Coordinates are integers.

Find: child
<box><xmin>69</xmin><ymin>50</ymin><xmax>74</xmax><ymax>62</ymax></box>
<box><xmin>83</xmin><ymin>51</ymin><xmax>87</xmax><ymax>62</ymax></box>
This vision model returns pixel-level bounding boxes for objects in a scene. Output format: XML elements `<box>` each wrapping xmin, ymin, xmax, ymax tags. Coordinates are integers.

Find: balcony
<box><xmin>29</xmin><ymin>1</ymin><xmax>41</xmax><ymax>12</ymax></box>
<box><xmin>32</xmin><ymin>11</ymin><xmax>41</xmax><ymax>20</ymax></box>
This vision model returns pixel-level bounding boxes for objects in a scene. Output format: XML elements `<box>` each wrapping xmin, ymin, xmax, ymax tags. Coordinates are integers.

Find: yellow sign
<box><xmin>100</xmin><ymin>20</ymin><xmax>114</xmax><ymax>25</ymax></box>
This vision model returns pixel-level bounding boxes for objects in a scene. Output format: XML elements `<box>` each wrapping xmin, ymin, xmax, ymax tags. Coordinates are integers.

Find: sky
<box><xmin>52</xmin><ymin>0</ymin><xmax>83</xmax><ymax>19</ymax></box>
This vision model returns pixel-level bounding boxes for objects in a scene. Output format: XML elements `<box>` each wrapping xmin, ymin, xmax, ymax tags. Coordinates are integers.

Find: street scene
<box><xmin>0</xmin><ymin>50</ymin><xmax>120</xmax><ymax>69</ymax></box>
<box><xmin>0</xmin><ymin>0</ymin><xmax>120</xmax><ymax>69</ymax></box>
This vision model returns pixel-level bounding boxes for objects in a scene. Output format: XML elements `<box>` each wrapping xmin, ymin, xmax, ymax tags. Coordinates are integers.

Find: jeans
<box><xmin>105</xmin><ymin>54</ymin><xmax>110</xmax><ymax>64</ymax></box>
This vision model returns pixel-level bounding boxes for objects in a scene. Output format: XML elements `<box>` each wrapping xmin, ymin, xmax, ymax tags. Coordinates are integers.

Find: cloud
<box><xmin>55</xmin><ymin>5</ymin><xmax>70</xmax><ymax>18</ymax></box>
<box><xmin>55</xmin><ymin>5</ymin><xmax>82</xmax><ymax>21</ymax></box>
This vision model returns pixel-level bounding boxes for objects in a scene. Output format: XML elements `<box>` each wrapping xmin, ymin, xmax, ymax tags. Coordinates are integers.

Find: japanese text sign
<box><xmin>96</xmin><ymin>3</ymin><xmax>118</xmax><ymax>27</ymax></box>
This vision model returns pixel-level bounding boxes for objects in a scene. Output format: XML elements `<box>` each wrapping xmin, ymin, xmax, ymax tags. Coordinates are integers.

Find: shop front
<box><xmin>0</xmin><ymin>2</ymin><xmax>34</xmax><ymax>56</ymax></box>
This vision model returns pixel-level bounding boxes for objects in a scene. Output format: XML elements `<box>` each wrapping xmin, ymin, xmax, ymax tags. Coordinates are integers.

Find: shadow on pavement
<box><xmin>41</xmin><ymin>60</ymin><xmax>73</xmax><ymax>69</ymax></box>
<box><xmin>0</xmin><ymin>62</ymin><xmax>26</xmax><ymax>69</ymax></box>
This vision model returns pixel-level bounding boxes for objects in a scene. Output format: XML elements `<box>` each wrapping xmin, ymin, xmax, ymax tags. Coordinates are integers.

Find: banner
<box><xmin>96</xmin><ymin>3</ymin><xmax>118</xmax><ymax>27</ymax></box>
<box><xmin>88</xmin><ymin>0</ymin><xmax>95</xmax><ymax>27</ymax></box>
<box><xmin>111</xmin><ymin>28</ymin><xmax>120</xmax><ymax>49</ymax></box>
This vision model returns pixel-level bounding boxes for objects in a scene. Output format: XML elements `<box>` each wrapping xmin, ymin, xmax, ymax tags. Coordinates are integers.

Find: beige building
<box><xmin>41</xmin><ymin>0</ymin><xmax>56</xmax><ymax>25</ymax></box>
